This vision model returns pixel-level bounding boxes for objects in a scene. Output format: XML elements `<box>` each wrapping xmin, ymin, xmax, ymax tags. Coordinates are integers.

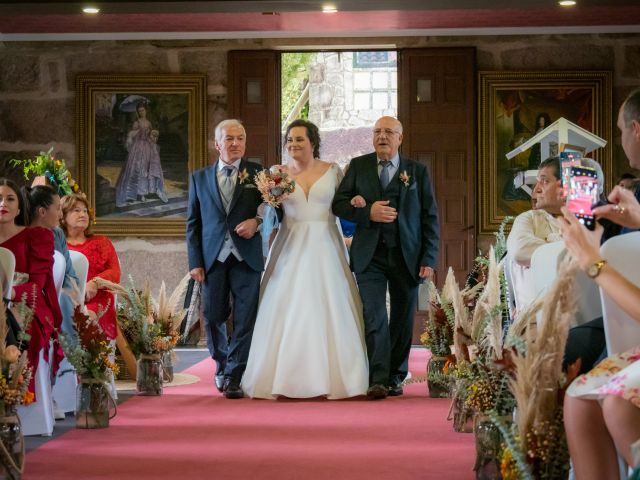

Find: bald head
<box><xmin>373</xmin><ymin>116</ymin><xmax>403</xmax><ymax>160</ymax></box>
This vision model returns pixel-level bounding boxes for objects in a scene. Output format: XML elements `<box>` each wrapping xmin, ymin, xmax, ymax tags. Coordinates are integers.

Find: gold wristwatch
<box><xmin>586</xmin><ymin>259</ymin><xmax>607</xmax><ymax>279</ymax></box>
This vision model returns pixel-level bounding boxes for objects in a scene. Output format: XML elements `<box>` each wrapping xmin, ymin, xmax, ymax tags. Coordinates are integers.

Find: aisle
<box><xmin>24</xmin><ymin>349</ymin><xmax>475</xmax><ymax>480</ymax></box>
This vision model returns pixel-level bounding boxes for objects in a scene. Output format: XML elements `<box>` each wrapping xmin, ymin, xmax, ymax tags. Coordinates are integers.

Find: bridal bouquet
<box><xmin>254</xmin><ymin>166</ymin><xmax>296</xmax><ymax>207</ymax></box>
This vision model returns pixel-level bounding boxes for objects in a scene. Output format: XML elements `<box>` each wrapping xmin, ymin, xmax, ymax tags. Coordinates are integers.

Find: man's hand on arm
<box><xmin>234</xmin><ymin>218</ymin><xmax>260</xmax><ymax>239</ymax></box>
<box><xmin>190</xmin><ymin>267</ymin><xmax>205</xmax><ymax>283</ymax></box>
<box><xmin>370</xmin><ymin>200</ymin><xmax>397</xmax><ymax>223</ymax></box>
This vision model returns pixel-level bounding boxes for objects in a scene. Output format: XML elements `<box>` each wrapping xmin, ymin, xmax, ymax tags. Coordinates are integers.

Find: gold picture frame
<box><xmin>77</xmin><ymin>74</ymin><xmax>207</xmax><ymax>236</ymax></box>
<box><xmin>478</xmin><ymin>70</ymin><xmax>612</xmax><ymax>235</ymax></box>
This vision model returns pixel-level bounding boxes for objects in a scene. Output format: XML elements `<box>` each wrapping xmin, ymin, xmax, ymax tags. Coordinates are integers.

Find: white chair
<box><xmin>17</xmin><ymin>350</ymin><xmax>55</xmax><ymax>436</ymax></box>
<box><xmin>69</xmin><ymin>250</ymin><xmax>89</xmax><ymax>306</ymax></box>
<box><xmin>530</xmin><ymin>240</ymin><xmax>602</xmax><ymax>327</ymax></box>
<box><xmin>52</xmin><ymin>355</ymin><xmax>77</xmax><ymax>415</ymax></box>
<box><xmin>53</xmin><ymin>251</ymin><xmax>88</xmax><ymax>415</ymax></box>
<box><xmin>598</xmin><ymin>232</ymin><xmax>640</xmax><ymax>480</ymax></box>
<box><xmin>0</xmin><ymin>246</ymin><xmax>15</xmax><ymax>301</ymax></box>
<box><xmin>502</xmin><ymin>253</ymin><xmax>518</xmax><ymax>322</ymax></box>
<box><xmin>599</xmin><ymin>231</ymin><xmax>640</xmax><ymax>355</ymax></box>
<box><xmin>52</xmin><ymin>250</ymin><xmax>66</xmax><ymax>296</ymax></box>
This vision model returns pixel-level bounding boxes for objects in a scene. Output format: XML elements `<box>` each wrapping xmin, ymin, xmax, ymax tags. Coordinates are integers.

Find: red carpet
<box><xmin>24</xmin><ymin>348</ymin><xmax>475</xmax><ymax>479</ymax></box>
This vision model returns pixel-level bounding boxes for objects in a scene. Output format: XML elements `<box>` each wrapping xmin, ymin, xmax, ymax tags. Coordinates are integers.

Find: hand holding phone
<box><xmin>565</xmin><ymin>165</ymin><xmax>599</xmax><ymax>230</ymax></box>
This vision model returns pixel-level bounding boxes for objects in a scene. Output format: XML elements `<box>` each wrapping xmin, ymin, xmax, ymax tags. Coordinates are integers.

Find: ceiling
<box><xmin>1</xmin><ymin>0</ymin><xmax>639</xmax><ymax>40</ymax></box>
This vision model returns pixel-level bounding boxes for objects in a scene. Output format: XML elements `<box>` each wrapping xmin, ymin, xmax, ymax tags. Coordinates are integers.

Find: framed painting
<box><xmin>77</xmin><ymin>74</ymin><xmax>207</xmax><ymax>236</ymax></box>
<box><xmin>478</xmin><ymin>70</ymin><xmax>612</xmax><ymax>235</ymax></box>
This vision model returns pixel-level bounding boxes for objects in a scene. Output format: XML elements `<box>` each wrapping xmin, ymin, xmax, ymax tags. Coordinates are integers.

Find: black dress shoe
<box><xmin>214</xmin><ymin>375</ymin><xmax>224</xmax><ymax>393</ymax></box>
<box><xmin>224</xmin><ymin>378</ymin><xmax>244</xmax><ymax>399</ymax></box>
<box><xmin>387</xmin><ymin>382</ymin><xmax>403</xmax><ymax>397</ymax></box>
<box><xmin>366</xmin><ymin>384</ymin><xmax>388</xmax><ymax>400</ymax></box>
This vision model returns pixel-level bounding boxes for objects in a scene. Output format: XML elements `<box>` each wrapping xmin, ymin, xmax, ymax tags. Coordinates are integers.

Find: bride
<box><xmin>241</xmin><ymin>119</ymin><xmax>368</xmax><ymax>399</ymax></box>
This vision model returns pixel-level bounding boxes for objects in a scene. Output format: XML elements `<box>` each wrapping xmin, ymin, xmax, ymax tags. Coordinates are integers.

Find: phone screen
<box><xmin>566</xmin><ymin>166</ymin><xmax>599</xmax><ymax>230</ymax></box>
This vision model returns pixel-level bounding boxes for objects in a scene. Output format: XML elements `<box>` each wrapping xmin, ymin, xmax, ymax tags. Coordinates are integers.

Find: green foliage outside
<box><xmin>281</xmin><ymin>52</ymin><xmax>314</xmax><ymax>123</ymax></box>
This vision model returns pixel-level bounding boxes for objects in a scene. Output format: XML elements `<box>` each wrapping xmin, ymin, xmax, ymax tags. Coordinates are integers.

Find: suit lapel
<box><xmin>207</xmin><ymin>161</ymin><xmax>225</xmax><ymax>214</ymax></box>
<box><xmin>398</xmin><ymin>156</ymin><xmax>410</xmax><ymax>208</ymax></box>
<box><xmin>227</xmin><ymin>159</ymin><xmax>246</xmax><ymax>213</ymax></box>
<box><xmin>365</xmin><ymin>154</ymin><xmax>383</xmax><ymax>197</ymax></box>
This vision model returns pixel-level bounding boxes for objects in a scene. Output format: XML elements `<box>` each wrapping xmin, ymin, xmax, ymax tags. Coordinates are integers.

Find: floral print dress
<box><xmin>567</xmin><ymin>347</ymin><xmax>640</xmax><ymax>408</ymax></box>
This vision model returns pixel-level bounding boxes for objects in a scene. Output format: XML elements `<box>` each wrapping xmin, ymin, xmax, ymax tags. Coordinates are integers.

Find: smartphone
<box><xmin>566</xmin><ymin>165</ymin><xmax>599</xmax><ymax>230</ymax></box>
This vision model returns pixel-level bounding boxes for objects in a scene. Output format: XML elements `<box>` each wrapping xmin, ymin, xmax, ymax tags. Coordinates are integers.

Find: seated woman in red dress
<box><xmin>0</xmin><ymin>178</ymin><xmax>62</xmax><ymax>392</ymax></box>
<box><xmin>60</xmin><ymin>193</ymin><xmax>121</xmax><ymax>340</ymax></box>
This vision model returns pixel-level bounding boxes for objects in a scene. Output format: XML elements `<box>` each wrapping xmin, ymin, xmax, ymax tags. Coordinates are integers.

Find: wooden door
<box><xmin>398</xmin><ymin>47</ymin><xmax>476</xmax><ymax>343</ymax></box>
<box><xmin>228</xmin><ymin>51</ymin><xmax>280</xmax><ymax>167</ymax></box>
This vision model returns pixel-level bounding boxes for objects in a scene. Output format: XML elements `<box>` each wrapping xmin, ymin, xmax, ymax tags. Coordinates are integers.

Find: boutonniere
<box><xmin>399</xmin><ymin>170</ymin><xmax>411</xmax><ymax>187</ymax></box>
<box><xmin>238</xmin><ymin>168</ymin><xmax>249</xmax><ymax>184</ymax></box>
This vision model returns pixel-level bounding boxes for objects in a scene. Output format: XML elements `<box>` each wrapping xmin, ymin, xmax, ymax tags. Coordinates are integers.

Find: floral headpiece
<box><xmin>11</xmin><ymin>147</ymin><xmax>80</xmax><ymax>197</ymax></box>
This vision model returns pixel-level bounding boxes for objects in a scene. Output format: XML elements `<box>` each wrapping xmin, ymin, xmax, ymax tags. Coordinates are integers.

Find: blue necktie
<box><xmin>379</xmin><ymin>161</ymin><xmax>392</xmax><ymax>189</ymax></box>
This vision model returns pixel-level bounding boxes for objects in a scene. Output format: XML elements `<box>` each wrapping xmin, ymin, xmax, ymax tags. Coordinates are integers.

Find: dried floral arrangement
<box><xmin>492</xmin><ymin>257</ymin><xmax>579</xmax><ymax>480</ymax></box>
<box><xmin>59</xmin><ymin>306</ymin><xmax>118</xmax><ymax>382</ymax></box>
<box><xmin>106</xmin><ymin>278</ymin><xmax>187</xmax><ymax>357</ymax></box>
<box><xmin>0</xmin><ymin>295</ymin><xmax>34</xmax><ymax>412</ymax></box>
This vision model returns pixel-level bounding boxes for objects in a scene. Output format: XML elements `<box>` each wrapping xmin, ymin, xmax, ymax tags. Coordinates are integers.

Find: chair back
<box><xmin>52</xmin><ymin>250</ymin><xmax>66</xmax><ymax>295</ymax></box>
<box><xmin>502</xmin><ymin>252</ymin><xmax>518</xmax><ymax>322</ymax></box>
<box><xmin>69</xmin><ymin>250</ymin><xmax>89</xmax><ymax>305</ymax></box>
<box><xmin>531</xmin><ymin>240</ymin><xmax>567</xmax><ymax>297</ymax></box>
<box><xmin>599</xmin><ymin>231</ymin><xmax>640</xmax><ymax>355</ymax></box>
<box><xmin>0</xmin><ymin>247</ymin><xmax>15</xmax><ymax>301</ymax></box>
<box><xmin>530</xmin><ymin>240</ymin><xmax>602</xmax><ymax>327</ymax></box>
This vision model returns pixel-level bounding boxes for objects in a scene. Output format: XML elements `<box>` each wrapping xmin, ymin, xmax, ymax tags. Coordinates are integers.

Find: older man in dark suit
<box><xmin>333</xmin><ymin>116</ymin><xmax>439</xmax><ymax>399</ymax></box>
<box><xmin>186</xmin><ymin>119</ymin><xmax>264</xmax><ymax>399</ymax></box>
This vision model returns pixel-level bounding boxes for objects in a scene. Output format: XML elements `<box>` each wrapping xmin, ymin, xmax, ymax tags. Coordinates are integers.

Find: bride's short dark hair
<box><xmin>284</xmin><ymin>119</ymin><xmax>320</xmax><ymax>159</ymax></box>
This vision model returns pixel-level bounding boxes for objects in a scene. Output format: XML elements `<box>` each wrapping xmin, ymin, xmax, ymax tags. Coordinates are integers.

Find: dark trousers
<box><xmin>356</xmin><ymin>242</ymin><xmax>419</xmax><ymax>386</ymax></box>
<box><xmin>564</xmin><ymin>316</ymin><xmax>607</xmax><ymax>375</ymax></box>
<box><xmin>201</xmin><ymin>255</ymin><xmax>261</xmax><ymax>381</ymax></box>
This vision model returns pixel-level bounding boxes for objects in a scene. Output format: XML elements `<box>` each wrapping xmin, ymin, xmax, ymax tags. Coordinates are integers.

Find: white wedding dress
<box><xmin>242</xmin><ymin>163</ymin><xmax>369</xmax><ymax>399</ymax></box>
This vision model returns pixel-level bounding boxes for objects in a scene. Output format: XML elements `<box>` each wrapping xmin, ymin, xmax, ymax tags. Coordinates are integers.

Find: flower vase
<box><xmin>473</xmin><ymin>414</ymin><xmax>509</xmax><ymax>480</ymax></box>
<box><xmin>427</xmin><ymin>355</ymin><xmax>449</xmax><ymax>398</ymax></box>
<box><xmin>76</xmin><ymin>379</ymin><xmax>111</xmax><ymax>429</ymax></box>
<box><xmin>162</xmin><ymin>351</ymin><xmax>174</xmax><ymax>383</ymax></box>
<box><xmin>136</xmin><ymin>354</ymin><xmax>163</xmax><ymax>396</ymax></box>
<box><xmin>450</xmin><ymin>380</ymin><xmax>474</xmax><ymax>433</ymax></box>
<box><xmin>0</xmin><ymin>404</ymin><xmax>24</xmax><ymax>480</ymax></box>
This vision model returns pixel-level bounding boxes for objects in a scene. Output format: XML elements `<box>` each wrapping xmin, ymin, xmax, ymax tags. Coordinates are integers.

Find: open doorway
<box><xmin>280</xmin><ymin>51</ymin><xmax>398</xmax><ymax>166</ymax></box>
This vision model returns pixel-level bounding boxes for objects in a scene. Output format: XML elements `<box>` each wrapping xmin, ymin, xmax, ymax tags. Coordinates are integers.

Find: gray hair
<box><xmin>214</xmin><ymin>119</ymin><xmax>245</xmax><ymax>143</ymax></box>
<box><xmin>580</xmin><ymin>157</ymin><xmax>605</xmax><ymax>195</ymax></box>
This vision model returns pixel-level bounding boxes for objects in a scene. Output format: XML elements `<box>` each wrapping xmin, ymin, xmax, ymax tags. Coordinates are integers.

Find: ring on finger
<box><xmin>613</xmin><ymin>204</ymin><xmax>622</xmax><ymax>213</ymax></box>
<box><xmin>619</xmin><ymin>205</ymin><xmax>626</xmax><ymax>214</ymax></box>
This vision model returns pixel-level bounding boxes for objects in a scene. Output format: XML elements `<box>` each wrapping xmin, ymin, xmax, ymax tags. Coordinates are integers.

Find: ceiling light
<box><xmin>82</xmin><ymin>6</ymin><xmax>100</xmax><ymax>14</ymax></box>
<box><xmin>558</xmin><ymin>0</ymin><xmax>576</xmax><ymax>6</ymax></box>
<box><xmin>322</xmin><ymin>4</ymin><xmax>338</xmax><ymax>13</ymax></box>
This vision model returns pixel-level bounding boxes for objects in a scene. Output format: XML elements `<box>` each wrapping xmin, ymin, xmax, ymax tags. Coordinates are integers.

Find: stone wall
<box><xmin>1</xmin><ymin>33</ymin><xmax>640</xmax><ymax>283</ymax></box>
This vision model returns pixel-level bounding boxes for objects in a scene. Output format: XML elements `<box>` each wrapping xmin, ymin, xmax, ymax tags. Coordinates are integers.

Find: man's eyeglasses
<box><xmin>373</xmin><ymin>128</ymin><xmax>401</xmax><ymax>137</ymax></box>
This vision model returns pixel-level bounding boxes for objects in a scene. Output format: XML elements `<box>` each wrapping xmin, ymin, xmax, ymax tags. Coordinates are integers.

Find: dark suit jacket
<box><xmin>186</xmin><ymin>159</ymin><xmax>264</xmax><ymax>273</ymax></box>
<box><xmin>332</xmin><ymin>152</ymin><xmax>439</xmax><ymax>282</ymax></box>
